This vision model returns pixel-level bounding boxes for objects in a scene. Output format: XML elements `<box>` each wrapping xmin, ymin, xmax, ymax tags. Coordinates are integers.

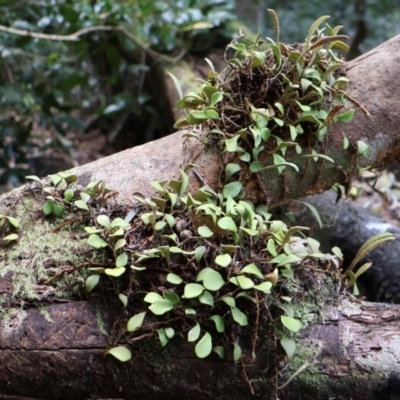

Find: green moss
<box><xmin>0</xmin><ymin>193</ymin><xmax>90</xmax><ymax>308</ymax></box>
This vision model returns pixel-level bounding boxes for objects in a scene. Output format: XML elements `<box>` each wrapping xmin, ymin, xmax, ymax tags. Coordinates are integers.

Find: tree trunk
<box><xmin>2</xmin><ymin>35</ymin><xmax>400</xmax><ymax>399</ymax></box>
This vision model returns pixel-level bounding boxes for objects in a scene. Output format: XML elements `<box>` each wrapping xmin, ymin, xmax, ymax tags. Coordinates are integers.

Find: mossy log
<box><xmin>2</xmin><ymin>284</ymin><xmax>400</xmax><ymax>399</ymax></box>
<box><xmin>2</xmin><ymin>35</ymin><xmax>400</xmax><ymax>399</ymax></box>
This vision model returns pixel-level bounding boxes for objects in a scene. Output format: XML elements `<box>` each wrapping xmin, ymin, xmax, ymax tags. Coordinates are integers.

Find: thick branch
<box><xmin>0</xmin><ymin>24</ymin><xmax>185</xmax><ymax>63</ymax></box>
<box><xmin>1</xmin><ymin>295</ymin><xmax>400</xmax><ymax>399</ymax></box>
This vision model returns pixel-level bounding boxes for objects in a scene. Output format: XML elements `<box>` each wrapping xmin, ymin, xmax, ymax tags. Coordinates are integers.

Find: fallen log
<box><xmin>2</xmin><ymin>29</ymin><xmax>400</xmax><ymax>400</ymax></box>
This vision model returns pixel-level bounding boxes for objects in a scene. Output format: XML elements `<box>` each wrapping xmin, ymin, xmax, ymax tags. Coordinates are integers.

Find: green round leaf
<box><xmin>240</xmin><ymin>263</ymin><xmax>264</xmax><ymax>278</ymax></box>
<box><xmin>105</xmin><ymin>267</ymin><xmax>126</xmax><ymax>277</ymax></box>
<box><xmin>225</xmin><ymin>135</ymin><xmax>240</xmax><ymax>152</ymax></box>
<box><xmin>280</xmin><ymin>336</ymin><xmax>296</xmax><ymax>361</ymax></box>
<box><xmin>213</xmin><ymin>345</ymin><xmax>225</xmax><ymax>359</ymax></box>
<box><xmin>225</xmin><ymin>163</ymin><xmax>241</xmax><ymax>181</ymax></box>
<box><xmin>196</xmin><ymin>267</ymin><xmax>214</xmax><ymax>282</ymax></box>
<box><xmin>278</xmin><ymin>304</ymin><xmax>294</xmax><ymax>318</ymax></box>
<box><xmin>131</xmin><ymin>265</ymin><xmax>146</xmax><ymax>271</ymax></box>
<box><xmin>209</xmin><ymin>315</ymin><xmax>225</xmax><ymax>333</ymax></box>
<box><xmin>116</xmin><ymin>253</ymin><xmax>128</xmax><ymax>268</ymax></box>
<box><xmin>155</xmin><ymin>221</ymin><xmax>167</xmax><ymax>231</ymax></box>
<box><xmin>74</xmin><ymin>200</ymin><xmax>89</xmax><ymax>211</ymax></box>
<box><xmin>25</xmin><ymin>175</ymin><xmax>41</xmax><ymax>182</ymax></box>
<box><xmin>107</xmin><ymin>346</ymin><xmax>132</xmax><ymax>362</ymax></box>
<box><xmin>217</xmin><ymin>217</ymin><xmax>237</xmax><ymax>232</ymax></box>
<box><xmin>191</xmin><ymin>108</ymin><xmax>220</xmax><ymax>121</ymax></box>
<box><xmin>97</xmin><ymin>215</ymin><xmax>111</xmax><ymax>229</ymax></box>
<box><xmin>42</xmin><ymin>201</ymin><xmax>53</xmax><ymax>215</ymax></box>
<box><xmin>203</xmin><ymin>270</ymin><xmax>225</xmax><ymax>291</ymax></box>
<box><xmin>195</xmin><ymin>246</ymin><xmax>207</xmax><ymax>263</ymax></box>
<box><xmin>336</xmin><ymin>108</ymin><xmax>355</xmax><ymax>123</ymax></box>
<box><xmin>231</xmin><ymin>307</ymin><xmax>248</xmax><ymax>326</ymax></box>
<box><xmin>2</xmin><ymin>233</ymin><xmax>19</xmax><ymax>241</ymax></box>
<box><xmin>49</xmin><ymin>174</ymin><xmax>62</xmax><ymax>187</ymax></box>
<box><xmin>111</xmin><ymin>217</ymin><xmax>131</xmax><ymax>228</ymax></box>
<box><xmin>229</xmin><ymin>277</ymin><xmax>239</xmax><ymax>285</ymax></box>
<box><xmin>183</xmin><ymin>283</ymin><xmax>204</xmax><ymax>299</ymax></box>
<box><xmin>195</xmin><ymin>332</ymin><xmax>212</xmax><ymax>359</ymax></box>
<box><xmin>64</xmin><ymin>188</ymin><xmax>74</xmax><ymax>202</ymax></box>
<box><xmin>223</xmin><ymin>182</ymin><xmax>242</xmax><ymax>199</ymax></box>
<box><xmin>118</xmin><ymin>293</ymin><xmax>128</xmax><ymax>308</ymax></box>
<box><xmin>114</xmin><ymin>239</ymin><xmax>126</xmax><ymax>252</ymax></box>
<box><xmin>87</xmin><ymin>234</ymin><xmax>108</xmax><ymax>249</ymax></box>
<box><xmin>215</xmin><ymin>253</ymin><xmax>232</xmax><ymax>267</ymax></box>
<box><xmin>165</xmin><ymin>327</ymin><xmax>175</xmax><ymax>339</ymax></box>
<box><xmin>127</xmin><ymin>311</ymin><xmax>146</xmax><ymax>332</ymax></box>
<box><xmin>199</xmin><ymin>290</ymin><xmax>214</xmax><ymax>306</ymax></box>
<box><xmin>6</xmin><ymin>217</ymin><xmax>19</xmax><ymax>228</ymax></box>
<box><xmin>240</xmin><ymin>227</ymin><xmax>258</xmax><ymax>236</ymax></box>
<box><xmin>198</xmin><ymin>226</ymin><xmax>214</xmax><ymax>238</ymax></box>
<box><xmin>85</xmin><ymin>226</ymin><xmax>104</xmax><ymax>234</ymax></box>
<box><xmin>149</xmin><ymin>300</ymin><xmax>174</xmax><ymax>315</ymax></box>
<box><xmin>53</xmin><ymin>203</ymin><xmax>65</xmax><ymax>217</ymax></box>
<box><xmin>357</xmin><ymin>140</ymin><xmax>369</xmax><ymax>156</ymax></box>
<box><xmin>143</xmin><ymin>292</ymin><xmax>163</xmax><ymax>303</ymax></box>
<box><xmin>254</xmin><ymin>281</ymin><xmax>273</xmax><ymax>293</ymax></box>
<box><xmin>163</xmin><ymin>291</ymin><xmax>180</xmax><ymax>305</ymax></box>
<box><xmin>85</xmin><ymin>274</ymin><xmax>100</xmax><ymax>293</ymax></box>
<box><xmin>281</xmin><ymin>315</ymin><xmax>302</xmax><ymax>333</ymax></box>
<box><xmin>236</xmin><ymin>275</ymin><xmax>254</xmax><ymax>290</ymax></box>
<box><xmin>235</xmin><ymin>292</ymin><xmax>257</xmax><ymax>303</ymax></box>
<box><xmin>81</xmin><ymin>192</ymin><xmax>91</xmax><ymax>203</ymax></box>
<box><xmin>233</xmin><ymin>343</ymin><xmax>242</xmax><ymax>362</ymax></box>
<box><xmin>156</xmin><ymin>328</ymin><xmax>169</xmax><ymax>347</ymax></box>
<box><xmin>222</xmin><ymin>296</ymin><xmax>235</xmax><ymax>307</ymax></box>
<box><xmin>167</xmin><ymin>273</ymin><xmax>183</xmax><ymax>285</ymax></box>
<box><xmin>188</xmin><ymin>322</ymin><xmax>201</xmax><ymax>342</ymax></box>
<box><xmin>109</xmin><ymin>228</ymin><xmax>124</xmax><ymax>237</ymax></box>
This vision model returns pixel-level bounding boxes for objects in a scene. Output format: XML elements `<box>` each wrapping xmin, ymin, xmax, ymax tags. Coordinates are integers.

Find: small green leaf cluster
<box><xmin>172</xmin><ymin>13</ymin><xmax>360</xmax><ymax>179</ymax></box>
<box><xmin>76</xmin><ymin>168</ymin><xmax>343</xmax><ymax>363</ymax></box>
<box><xmin>26</xmin><ymin>173</ymin><xmax>114</xmax><ymax>218</ymax></box>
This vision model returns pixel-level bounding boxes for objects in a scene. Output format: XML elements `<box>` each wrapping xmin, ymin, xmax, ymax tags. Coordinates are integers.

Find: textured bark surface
<box><xmin>281</xmin><ymin>300</ymin><xmax>400</xmax><ymax>400</ymax></box>
<box><xmin>2</xmin><ymin>292</ymin><xmax>400</xmax><ymax>399</ymax></box>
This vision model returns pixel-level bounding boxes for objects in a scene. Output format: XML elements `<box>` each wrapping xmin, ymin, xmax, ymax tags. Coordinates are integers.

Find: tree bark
<box><xmin>2</xmin><ymin>35</ymin><xmax>400</xmax><ymax>399</ymax></box>
<box><xmin>2</xmin><ymin>289</ymin><xmax>400</xmax><ymax>399</ymax></box>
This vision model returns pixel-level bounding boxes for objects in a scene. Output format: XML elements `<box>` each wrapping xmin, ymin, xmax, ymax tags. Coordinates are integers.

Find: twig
<box><xmin>0</xmin><ymin>24</ymin><xmax>186</xmax><ymax>64</ymax></box>
<box><xmin>50</xmin><ymin>217</ymin><xmax>82</xmax><ymax>233</ymax></box>
<box><xmin>338</xmin><ymin>89</ymin><xmax>370</xmax><ymax>116</ymax></box>
<box><xmin>43</xmin><ymin>261</ymin><xmax>108</xmax><ymax>284</ymax></box>
<box><xmin>277</xmin><ymin>361</ymin><xmax>310</xmax><ymax>390</ymax></box>
<box><xmin>251</xmin><ymin>290</ymin><xmax>260</xmax><ymax>359</ymax></box>
<box><xmin>0</xmin><ymin>24</ymin><xmax>114</xmax><ymax>42</ymax></box>
<box><xmin>193</xmin><ymin>169</ymin><xmax>208</xmax><ymax>187</ymax></box>
<box><xmin>240</xmin><ymin>358</ymin><xmax>255</xmax><ymax>395</ymax></box>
